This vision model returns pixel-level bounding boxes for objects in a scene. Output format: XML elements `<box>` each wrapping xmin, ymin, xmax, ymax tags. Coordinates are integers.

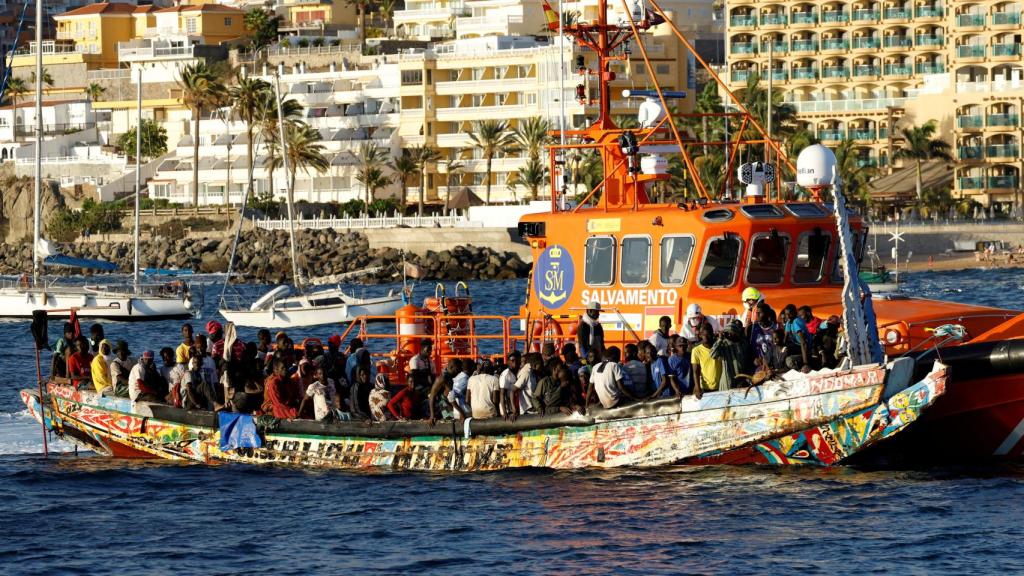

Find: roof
<box><xmin>868</xmin><ymin>159</ymin><xmax>953</xmax><ymax>203</ymax></box>
<box><xmin>56</xmin><ymin>3</ymin><xmax>138</xmax><ymax>17</ymax></box>
<box><xmin>447</xmin><ymin>187</ymin><xmax>486</xmax><ymax>209</ymax></box>
<box><xmin>154</xmin><ymin>4</ymin><xmax>244</xmax><ymax>14</ymax></box>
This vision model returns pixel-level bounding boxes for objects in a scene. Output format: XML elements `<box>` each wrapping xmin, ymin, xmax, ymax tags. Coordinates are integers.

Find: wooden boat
<box><xmin>20</xmin><ymin>360</ymin><xmax>947</xmax><ymax>469</ymax></box>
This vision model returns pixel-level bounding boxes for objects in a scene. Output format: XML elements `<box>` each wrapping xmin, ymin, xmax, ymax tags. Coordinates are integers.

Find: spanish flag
<box><xmin>543</xmin><ymin>0</ymin><xmax>560</xmax><ymax>30</ymax></box>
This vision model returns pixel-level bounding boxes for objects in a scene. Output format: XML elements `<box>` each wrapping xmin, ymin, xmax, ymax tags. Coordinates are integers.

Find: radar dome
<box><xmin>796</xmin><ymin>144</ymin><xmax>837</xmax><ymax>188</ymax></box>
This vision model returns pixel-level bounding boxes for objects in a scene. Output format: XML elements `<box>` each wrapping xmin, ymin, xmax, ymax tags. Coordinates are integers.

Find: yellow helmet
<box><xmin>742</xmin><ymin>287</ymin><xmax>762</xmax><ymax>302</ymax></box>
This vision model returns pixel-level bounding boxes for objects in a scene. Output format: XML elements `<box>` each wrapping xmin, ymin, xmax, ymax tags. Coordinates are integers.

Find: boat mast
<box><xmin>273</xmin><ymin>74</ymin><xmax>302</xmax><ymax>291</ymax></box>
<box><xmin>31</xmin><ymin>0</ymin><xmax>42</xmax><ymax>286</ymax></box>
<box><xmin>133</xmin><ymin>66</ymin><xmax>142</xmax><ymax>293</ymax></box>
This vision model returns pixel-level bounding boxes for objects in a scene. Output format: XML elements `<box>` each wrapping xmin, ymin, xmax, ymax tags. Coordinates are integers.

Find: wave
<box><xmin>0</xmin><ymin>410</ymin><xmax>75</xmax><ymax>455</ymax></box>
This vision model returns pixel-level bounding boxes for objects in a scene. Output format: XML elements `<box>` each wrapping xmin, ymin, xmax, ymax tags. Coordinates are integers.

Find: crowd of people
<box><xmin>48</xmin><ymin>288</ymin><xmax>846</xmax><ymax>424</ymax></box>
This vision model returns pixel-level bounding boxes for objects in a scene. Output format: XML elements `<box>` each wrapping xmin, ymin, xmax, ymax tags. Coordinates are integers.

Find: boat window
<box><xmin>584</xmin><ymin>236</ymin><xmax>616</xmax><ymax>286</ymax></box>
<box><xmin>699</xmin><ymin>235</ymin><xmax>742</xmax><ymax>288</ymax></box>
<box><xmin>784</xmin><ymin>203</ymin><xmax>827</xmax><ymax>218</ymax></box>
<box><xmin>739</xmin><ymin>204</ymin><xmax>785</xmax><ymax>219</ymax></box>
<box><xmin>792</xmin><ymin>230</ymin><xmax>831</xmax><ymax>284</ymax></box>
<box><xmin>659</xmin><ymin>235</ymin><xmax>695</xmax><ymax>286</ymax></box>
<box><xmin>746</xmin><ymin>232</ymin><xmax>790</xmax><ymax>285</ymax></box>
<box><xmin>701</xmin><ymin>208</ymin><xmax>734</xmax><ymax>223</ymax></box>
<box><xmin>620</xmin><ymin>236</ymin><xmax>651</xmax><ymax>286</ymax></box>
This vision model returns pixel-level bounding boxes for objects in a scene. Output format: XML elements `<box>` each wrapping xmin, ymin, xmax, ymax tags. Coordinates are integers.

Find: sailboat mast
<box><xmin>133</xmin><ymin>67</ymin><xmax>142</xmax><ymax>292</ymax></box>
<box><xmin>31</xmin><ymin>0</ymin><xmax>42</xmax><ymax>286</ymax></box>
<box><xmin>273</xmin><ymin>75</ymin><xmax>302</xmax><ymax>291</ymax></box>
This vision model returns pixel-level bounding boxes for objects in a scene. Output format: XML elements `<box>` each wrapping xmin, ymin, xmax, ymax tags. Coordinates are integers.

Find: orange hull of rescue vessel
<box><xmin>516</xmin><ymin>201</ymin><xmax>1024</xmax><ymax>461</ymax></box>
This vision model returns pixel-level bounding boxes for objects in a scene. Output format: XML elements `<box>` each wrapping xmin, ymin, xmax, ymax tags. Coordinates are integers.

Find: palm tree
<box><xmin>833</xmin><ymin>139</ymin><xmax>878</xmax><ymax>208</ymax></box>
<box><xmin>6</xmin><ymin>77</ymin><xmax>27</xmax><ymax>145</ymax></box>
<box><xmin>179</xmin><ymin>62</ymin><xmax>227</xmax><ymax>207</ymax></box>
<box><xmin>894</xmin><ymin>119</ymin><xmax>953</xmax><ymax>205</ymax></box>
<box><xmin>83</xmin><ymin>82</ymin><xmax>105</xmax><ymax>103</ymax></box>
<box><xmin>514</xmin><ymin>116</ymin><xmax>550</xmax><ymax>161</ymax></box>
<box><xmin>344</xmin><ymin>0</ymin><xmax>372</xmax><ymax>53</ymax></box>
<box><xmin>356</xmin><ymin>143</ymin><xmax>387</xmax><ymax>207</ymax></box>
<box><xmin>410</xmin><ymin>144</ymin><xmax>441</xmax><ymax>216</ymax></box>
<box><xmin>268</xmin><ymin>121</ymin><xmax>329</xmax><ymax>205</ymax></box>
<box><xmin>735</xmin><ymin>72</ymin><xmax>797</xmax><ymax>143</ymax></box>
<box><xmin>30</xmin><ymin>68</ymin><xmax>54</xmax><ymax>90</ymax></box>
<box><xmin>468</xmin><ymin>120</ymin><xmax>515</xmax><ymax>204</ymax></box>
<box><xmin>244</xmin><ymin>8</ymin><xmax>281</xmax><ymax>63</ymax></box>
<box><xmin>512</xmin><ymin>156</ymin><xmax>549</xmax><ymax>200</ymax></box>
<box><xmin>356</xmin><ymin>167</ymin><xmax>391</xmax><ymax>212</ymax></box>
<box><xmin>442</xmin><ymin>158</ymin><xmax>464</xmax><ymax>215</ymax></box>
<box><xmin>257</xmin><ymin>89</ymin><xmax>303</xmax><ymax>199</ymax></box>
<box><xmin>388</xmin><ymin>149</ymin><xmax>419</xmax><ymax>210</ymax></box>
<box><xmin>378</xmin><ymin>0</ymin><xmax>398</xmax><ymax>35</ymax></box>
<box><xmin>230</xmin><ymin>74</ymin><xmax>272</xmax><ymax>202</ymax></box>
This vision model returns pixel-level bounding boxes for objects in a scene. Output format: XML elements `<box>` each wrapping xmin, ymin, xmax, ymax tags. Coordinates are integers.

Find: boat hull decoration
<box><xmin>23</xmin><ymin>362</ymin><xmax>947</xmax><ymax>470</ymax></box>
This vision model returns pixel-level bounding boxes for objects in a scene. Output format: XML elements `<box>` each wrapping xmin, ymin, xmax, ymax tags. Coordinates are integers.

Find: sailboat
<box><xmin>216</xmin><ymin>75</ymin><xmax>407</xmax><ymax>329</ymax></box>
<box><xmin>0</xmin><ymin>19</ymin><xmax>193</xmax><ymax>320</ymax></box>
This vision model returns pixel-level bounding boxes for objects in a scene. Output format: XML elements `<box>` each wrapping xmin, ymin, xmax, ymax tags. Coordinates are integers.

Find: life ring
<box><xmin>531</xmin><ymin>317</ymin><xmax>564</xmax><ymax>352</ymax></box>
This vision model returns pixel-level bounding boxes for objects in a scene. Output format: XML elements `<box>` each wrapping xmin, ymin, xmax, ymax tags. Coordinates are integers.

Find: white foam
<box><xmin>0</xmin><ymin>410</ymin><xmax>76</xmax><ymax>455</ymax></box>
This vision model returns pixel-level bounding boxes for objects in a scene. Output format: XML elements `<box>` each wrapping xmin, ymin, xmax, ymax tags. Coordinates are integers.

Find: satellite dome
<box><xmin>796</xmin><ymin>144</ymin><xmax>837</xmax><ymax>188</ymax></box>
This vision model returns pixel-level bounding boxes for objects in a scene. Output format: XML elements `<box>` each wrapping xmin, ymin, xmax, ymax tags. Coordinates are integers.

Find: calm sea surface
<box><xmin>2</xmin><ymin>271</ymin><xmax>1024</xmax><ymax>574</ymax></box>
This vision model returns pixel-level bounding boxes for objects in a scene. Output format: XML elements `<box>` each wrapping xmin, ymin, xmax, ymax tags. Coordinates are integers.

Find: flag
<box><xmin>543</xmin><ymin>0</ymin><xmax>560</xmax><ymax>30</ymax></box>
<box><xmin>219</xmin><ymin>412</ymin><xmax>262</xmax><ymax>451</ymax></box>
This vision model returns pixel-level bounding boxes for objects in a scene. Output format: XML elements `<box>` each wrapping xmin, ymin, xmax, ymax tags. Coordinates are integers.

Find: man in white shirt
<box><xmin>409</xmin><ymin>339</ymin><xmax>436</xmax><ymax>390</ymax></box>
<box><xmin>466</xmin><ymin>361</ymin><xmax>501</xmax><ymax>419</ymax></box>
<box><xmin>588</xmin><ymin>346</ymin><xmax>632</xmax><ymax>409</ymax></box>
<box><xmin>513</xmin><ymin>354</ymin><xmax>541</xmax><ymax>415</ymax></box>
<box><xmin>648</xmin><ymin>316</ymin><xmax>673</xmax><ymax>357</ymax></box>
<box><xmin>128</xmin><ymin>351</ymin><xmax>161</xmax><ymax>403</ymax></box>
<box><xmin>498</xmin><ymin>351</ymin><xmax>521</xmax><ymax>418</ymax></box>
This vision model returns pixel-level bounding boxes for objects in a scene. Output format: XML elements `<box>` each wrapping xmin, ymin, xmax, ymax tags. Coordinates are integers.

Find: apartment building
<box><xmin>724</xmin><ymin>0</ymin><xmax>1024</xmax><ymax>206</ymax></box>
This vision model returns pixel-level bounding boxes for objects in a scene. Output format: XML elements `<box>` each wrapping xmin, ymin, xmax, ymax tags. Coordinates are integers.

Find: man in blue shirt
<box><xmin>781</xmin><ymin>304</ymin><xmax>812</xmax><ymax>372</ymax></box>
<box><xmin>654</xmin><ymin>338</ymin><xmax>691</xmax><ymax>398</ymax></box>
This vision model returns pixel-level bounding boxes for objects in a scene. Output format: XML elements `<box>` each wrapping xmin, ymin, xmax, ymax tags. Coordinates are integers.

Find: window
<box><xmin>746</xmin><ymin>232</ymin><xmax>790</xmax><ymax>284</ymax></box>
<box><xmin>656</xmin><ymin>63</ymin><xmax>670</xmax><ymax>75</ymax></box>
<box><xmin>831</xmin><ymin>230</ymin><xmax>866</xmax><ymax>282</ymax></box>
<box><xmin>660</xmin><ymin>235</ymin><xmax>695</xmax><ymax>285</ymax></box>
<box><xmin>620</xmin><ymin>236</ymin><xmax>651</xmax><ymax>285</ymax></box>
<box><xmin>699</xmin><ymin>236</ymin><xmax>742</xmax><ymax>287</ymax></box>
<box><xmin>585</xmin><ymin>236</ymin><xmax>616</xmax><ymax>286</ymax></box>
<box><xmin>401</xmin><ymin>70</ymin><xmax>423</xmax><ymax>85</ymax></box>
<box><xmin>526</xmin><ymin>92</ymin><xmax>538</xmax><ymax>105</ymax></box>
<box><xmin>793</xmin><ymin>230</ymin><xmax>831</xmax><ymax>284</ymax></box>
<box><xmin>224</xmin><ymin>17</ymin><xmax>232</xmax><ymax>26</ymax></box>
<box><xmin>186</xmin><ymin>18</ymin><xmax>197</xmax><ymax>34</ymax></box>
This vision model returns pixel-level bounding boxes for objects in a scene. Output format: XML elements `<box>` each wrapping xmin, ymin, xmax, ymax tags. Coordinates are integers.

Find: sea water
<box><xmin>1</xmin><ymin>271</ymin><xmax>1023</xmax><ymax>574</ymax></box>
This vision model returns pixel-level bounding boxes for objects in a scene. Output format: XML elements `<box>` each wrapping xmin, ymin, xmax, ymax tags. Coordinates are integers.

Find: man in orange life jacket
<box><xmin>576</xmin><ymin>301</ymin><xmax>605</xmax><ymax>357</ymax></box>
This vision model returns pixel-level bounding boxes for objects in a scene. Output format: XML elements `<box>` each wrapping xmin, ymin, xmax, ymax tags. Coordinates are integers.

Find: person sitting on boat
<box><xmin>681</xmin><ymin>303</ymin><xmax>720</xmax><ymax>343</ymax></box>
<box><xmin>158</xmin><ymin>348</ymin><xmax>175</xmax><ymax>389</ymax></box>
<box><xmin>498</xmin><ymin>351</ymin><xmax>522</xmax><ymax>419</ymax></box>
<box><xmin>648</xmin><ymin>316</ymin><xmax>673</xmax><ymax>357</ymax></box>
<box><xmin>51</xmin><ymin>323</ymin><xmax>76</xmax><ymax>379</ymax></box>
<box><xmin>813</xmin><ymin>317</ymin><xmax>842</xmax><ymax>370</ymax></box>
<box><xmin>299</xmin><ymin>365</ymin><xmax>337</xmax><ymax>422</ymax></box>
<box><xmin>780</xmin><ymin>304</ymin><xmax>812</xmax><ymax>373</ymax></box>
<box><xmin>689</xmin><ymin>325</ymin><xmax>721</xmax><ymax>399</ymax></box>
<box><xmin>194</xmin><ymin>334</ymin><xmax>220</xmax><ymax>386</ymax></box>
<box><xmin>711</xmin><ymin>321</ymin><xmax>754</xmax><ymax>390</ymax></box>
<box><xmin>540</xmin><ymin>342</ymin><xmax>558</xmax><ymax>366</ymax></box>
<box><xmin>466</xmin><ymin>361</ymin><xmax>501</xmax><ymax>419</ymax></box>
<box><xmin>262</xmin><ymin>359</ymin><xmax>299</xmax><ymax>419</ymax></box>
<box><xmin>206</xmin><ymin>321</ymin><xmax>225</xmax><ymax>361</ymax></box>
<box><xmin>562</xmin><ymin>343</ymin><xmax>582</xmax><ymax>377</ymax></box>
<box><xmin>254</xmin><ymin>329</ymin><xmax>272</xmax><ymax>372</ymax></box>
<box><xmin>588</xmin><ymin>346</ymin><xmax>636</xmax><ymax>410</ymax></box>
<box><xmin>349</xmin><ymin>366</ymin><xmax>374</xmax><ymax>420</ymax></box>
<box><xmin>740</xmin><ymin>287</ymin><xmax>765</xmax><ymax>330</ymax></box>
<box><xmin>88</xmin><ymin>324</ymin><xmax>105</xmax><ymax>355</ymax></box>
<box><xmin>182</xmin><ymin>349</ymin><xmax>220</xmax><ymax>411</ymax></box>
<box><xmin>368</xmin><ymin>374</ymin><xmax>391</xmax><ymax>422</ymax></box>
<box><xmin>798</xmin><ymin>306</ymin><xmax>823</xmax><ymax>336</ymax></box>
<box><xmin>514</xmin><ymin>353</ymin><xmax>543</xmax><ymax>417</ymax></box>
<box><xmin>409</xmin><ymin>339</ymin><xmax>436</xmax><ymax>392</ymax></box>
<box><xmin>576</xmin><ymin>301</ymin><xmax>605</xmax><ymax>358</ymax></box>
<box><xmin>447</xmin><ymin>358</ymin><xmax>474</xmax><ymax>421</ymax></box>
<box><xmin>67</xmin><ymin>337</ymin><xmax>94</xmax><ymax>390</ymax></box>
<box><xmin>128</xmin><ymin>351</ymin><xmax>164</xmax><ymax>404</ymax></box>
<box><xmin>621</xmin><ymin>343</ymin><xmax>649</xmax><ymax>398</ymax></box>
<box><xmin>91</xmin><ymin>340</ymin><xmax>113</xmax><ymax>394</ymax></box>
<box><xmin>534</xmin><ymin>364</ymin><xmax>577</xmax><ymax>415</ymax></box>
<box><xmin>750</xmin><ymin>303</ymin><xmax>780</xmax><ymax>372</ymax></box>
<box><xmin>388</xmin><ymin>375</ymin><xmax>424</xmax><ymax>421</ymax></box>
<box><xmin>320</xmin><ymin>334</ymin><xmax>347</xmax><ymax>387</ymax></box>
<box><xmin>665</xmin><ymin>338</ymin><xmax>692</xmax><ymax>397</ymax></box>
<box><xmin>428</xmin><ymin>358</ymin><xmax>462</xmax><ymax>425</ymax></box>
<box><xmin>647</xmin><ymin>341</ymin><xmax>679</xmax><ymax>399</ymax></box>
<box><xmin>110</xmin><ymin>340</ymin><xmax>134</xmax><ymax>397</ymax></box>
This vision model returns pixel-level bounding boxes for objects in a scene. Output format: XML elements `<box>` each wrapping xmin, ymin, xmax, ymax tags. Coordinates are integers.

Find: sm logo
<box><xmin>533</xmin><ymin>244</ymin><xmax>574</xmax><ymax>309</ymax></box>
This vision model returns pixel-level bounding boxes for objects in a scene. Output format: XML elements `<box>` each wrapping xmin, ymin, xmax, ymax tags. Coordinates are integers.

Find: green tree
<box><xmin>257</xmin><ymin>88</ymin><xmax>303</xmax><ymax>199</ymax></box>
<box><xmin>355</xmin><ymin>167</ymin><xmax>390</xmax><ymax>211</ymax></box>
<box><xmin>178</xmin><ymin>62</ymin><xmax>228</xmax><ymax>207</ymax></box>
<box><xmin>894</xmin><ymin>119</ymin><xmax>953</xmax><ymax>205</ymax></box>
<box><xmin>244</xmin><ymin>8</ymin><xmax>281</xmax><ymax>62</ymax></box>
<box><xmin>272</xmin><ymin>121</ymin><xmax>329</xmax><ymax>202</ymax></box>
<box><xmin>410</xmin><ymin>144</ymin><xmax>441</xmax><ymax>216</ymax></box>
<box><xmin>230</xmin><ymin>74</ymin><xmax>272</xmax><ymax>202</ymax></box>
<box><xmin>468</xmin><ymin>119</ymin><xmax>515</xmax><ymax>204</ymax></box>
<box><xmin>387</xmin><ymin>149</ymin><xmax>419</xmax><ymax>209</ymax></box>
<box><xmin>344</xmin><ymin>0</ymin><xmax>373</xmax><ymax>53</ymax></box>
<box><xmin>30</xmin><ymin>68</ymin><xmax>54</xmax><ymax>89</ymax></box>
<box><xmin>833</xmin><ymin>139</ymin><xmax>876</xmax><ymax>208</ymax></box>
<box><xmin>83</xmin><ymin>82</ymin><xmax>105</xmax><ymax>103</ymax></box>
<box><xmin>116</xmin><ymin>118</ymin><xmax>168</xmax><ymax>162</ymax></box>
<box><xmin>513</xmin><ymin>116</ymin><xmax>551</xmax><ymax>161</ymax></box>
<box><xmin>511</xmin><ymin>156</ymin><xmax>549</xmax><ymax>201</ymax></box>
<box><xmin>442</xmin><ymin>158</ymin><xmax>464</xmax><ymax>215</ymax></box>
<box><xmin>735</xmin><ymin>72</ymin><xmax>797</xmax><ymax>142</ymax></box>
<box><xmin>5</xmin><ymin>77</ymin><xmax>27</xmax><ymax>145</ymax></box>
<box><xmin>355</xmin><ymin>143</ymin><xmax>387</xmax><ymax>207</ymax></box>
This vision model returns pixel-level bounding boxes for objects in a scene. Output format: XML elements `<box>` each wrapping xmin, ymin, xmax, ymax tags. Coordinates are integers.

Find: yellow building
<box><xmin>50</xmin><ymin>2</ymin><xmax>151</xmax><ymax>68</ymax></box>
<box><xmin>283</xmin><ymin>0</ymin><xmax>358</xmax><ymax>32</ymax></box>
<box><xmin>152</xmin><ymin>4</ymin><xmax>247</xmax><ymax>45</ymax></box>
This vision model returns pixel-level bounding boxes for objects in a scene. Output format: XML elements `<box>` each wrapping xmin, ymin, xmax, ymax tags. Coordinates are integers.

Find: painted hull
<box><xmin>219</xmin><ymin>292</ymin><xmax>404</xmax><ymax>328</ymax></box>
<box><xmin>23</xmin><ymin>363</ymin><xmax>947</xmax><ymax>470</ymax></box>
<box><xmin>0</xmin><ymin>286</ymin><xmax>192</xmax><ymax>320</ymax></box>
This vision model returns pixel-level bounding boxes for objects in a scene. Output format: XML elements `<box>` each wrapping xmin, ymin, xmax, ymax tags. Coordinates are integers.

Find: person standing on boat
<box><xmin>499</xmin><ymin>351</ymin><xmax>522</xmax><ymax>419</ymax></box>
<box><xmin>176</xmin><ymin>324</ymin><xmax>194</xmax><ymax>366</ymax></box>
<box><xmin>466</xmin><ymin>361</ymin><xmax>501</xmax><ymax>419</ymax></box>
<box><xmin>666</xmin><ymin>339</ymin><xmax>692</xmax><ymax>397</ymax></box>
<box><xmin>648</xmin><ymin>316</ymin><xmax>673</xmax><ymax>357</ymax></box>
<box><xmin>690</xmin><ymin>325</ymin><xmax>722</xmax><ymax>398</ymax></box>
<box><xmin>51</xmin><ymin>323</ymin><xmax>76</xmax><ymax>379</ymax></box>
<box><xmin>91</xmin><ymin>340</ymin><xmax>113</xmax><ymax>394</ymax></box>
<box><xmin>409</xmin><ymin>339</ymin><xmax>436</xmax><ymax>391</ymax></box>
<box><xmin>576</xmin><ymin>302</ymin><xmax>605</xmax><ymax>357</ymax></box>
<box><xmin>740</xmin><ymin>287</ymin><xmax>765</xmax><ymax>329</ymax></box>
<box><xmin>681</xmin><ymin>304</ymin><xmax>720</xmax><ymax>343</ymax></box>
<box><xmin>750</xmin><ymin>303</ymin><xmax>780</xmax><ymax>372</ymax></box>
<box><xmin>780</xmin><ymin>304</ymin><xmax>812</xmax><ymax>373</ymax></box>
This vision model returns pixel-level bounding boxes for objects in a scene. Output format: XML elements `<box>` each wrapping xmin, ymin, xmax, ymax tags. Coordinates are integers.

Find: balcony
<box><xmin>850</xmin><ymin>129</ymin><xmax>876</xmax><ymax>140</ymax></box>
<box><xmin>987</xmin><ymin>144</ymin><xmax>1019</xmax><ymax>158</ymax></box>
<box><xmin>959</xmin><ymin>176</ymin><xmax>984</xmax><ymax>189</ymax></box>
<box><xmin>915</xmin><ymin>35</ymin><xmax>943</xmax><ymax>47</ymax></box>
<box><xmin>853</xmin><ymin>64</ymin><xmax>880</xmax><ymax>77</ymax></box>
<box><xmin>992</xmin><ymin>43</ymin><xmax>1021</xmax><ymax>57</ymax></box>
<box><xmin>879</xmin><ymin>127</ymin><xmax>889</xmax><ymax>138</ymax></box>
<box><xmin>852</xmin><ymin>37</ymin><xmax>880</xmax><ymax>49</ymax></box>
<box><xmin>883</xmin><ymin>8</ymin><xmax>911</xmax><ymax>20</ymax></box>
<box><xmin>791</xmin><ymin>39</ymin><xmax>818</xmax><ymax>53</ymax></box>
<box><xmin>884</xmin><ymin>36</ymin><xmax>912</xmax><ymax>48</ymax></box>
<box><xmin>762</xmin><ymin>41</ymin><xmax>788</xmax><ymax>54</ymax></box>
<box><xmin>435</xmin><ymin>103</ymin><xmax>528</xmax><ymax>121</ymax></box>
<box><xmin>792</xmin><ymin>67</ymin><xmax>818</xmax><ymax>79</ymax></box>
<box><xmin>992</xmin><ymin>12</ymin><xmax>1021</xmax><ymax>26</ymax></box>
<box><xmin>989</xmin><ymin>175</ymin><xmax>1019</xmax><ymax>188</ymax></box>
<box><xmin>791</xmin><ymin>11</ymin><xmax>817</xmax><ymax>24</ymax></box>
<box><xmin>856</xmin><ymin>158</ymin><xmax>877</xmax><ymax>168</ymax></box>
<box><xmin>730</xmin><ymin>15</ymin><xmax>756</xmax><ymax>26</ymax></box>
<box><xmin>785</xmin><ymin>97</ymin><xmax>907</xmax><ymax>113</ymax></box>
<box><xmin>731</xmin><ymin>70</ymin><xmax>751</xmax><ymax>82</ymax></box>
<box><xmin>884</xmin><ymin>64</ymin><xmax>912</xmax><ymax>76</ymax></box>
<box><xmin>916</xmin><ymin>62</ymin><xmax>944</xmax><ymax>74</ymax></box>
<box><xmin>435</xmin><ymin>76</ymin><xmax>536</xmax><ymax>95</ymax></box>
<box><xmin>958</xmin><ymin>146</ymin><xmax>984</xmax><ymax>160</ymax></box>
<box><xmin>956</xmin><ymin>14</ymin><xmax>985</xmax><ymax>27</ymax></box>
<box><xmin>818</xmin><ymin>130</ymin><xmax>845</xmax><ymax>141</ymax></box>
<box><xmin>822</xmin><ymin>11</ymin><xmax>848</xmax><ymax>22</ymax></box>
<box><xmin>851</xmin><ymin>9</ymin><xmax>879</xmax><ymax>21</ymax></box>
<box><xmin>822</xmin><ymin>38</ymin><xmax>849</xmax><ymax>51</ymax></box>
<box><xmin>822</xmin><ymin>66</ymin><xmax>850</xmax><ymax>78</ymax></box>
<box><xmin>769</xmin><ymin>69</ymin><xmax>789</xmax><ymax>81</ymax></box>
<box><xmin>761</xmin><ymin>13</ymin><xmax>787</xmax><ymax>26</ymax></box>
<box><xmin>394</xmin><ymin>4</ymin><xmax>467</xmax><ymax>23</ymax></box>
<box><xmin>118</xmin><ymin>41</ymin><xmax>200</xmax><ymax>61</ymax></box>
<box><xmin>958</xmin><ymin>45</ymin><xmax>986</xmax><ymax>58</ymax></box>
<box><xmin>915</xmin><ymin>6</ymin><xmax>943</xmax><ymax>18</ymax></box>
<box><xmin>958</xmin><ymin>115</ymin><xmax>984</xmax><ymax>129</ymax></box>
<box><xmin>988</xmin><ymin>113</ymin><xmax>1019</xmax><ymax>127</ymax></box>
<box><xmin>455</xmin><ymin>14</ymin><xmax>524</xmax><ymax>36</ymax></box>
<box><xmin>731</xmin><ymin>41</ymin><xmax>757</xmax><ymax>54</ymax></box>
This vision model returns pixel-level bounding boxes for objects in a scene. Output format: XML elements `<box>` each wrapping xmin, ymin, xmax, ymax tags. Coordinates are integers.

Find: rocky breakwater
<box><xmin>0</xmin><ymin>229</ymin><xmax>532</xmax><ymax>283</ymax></box>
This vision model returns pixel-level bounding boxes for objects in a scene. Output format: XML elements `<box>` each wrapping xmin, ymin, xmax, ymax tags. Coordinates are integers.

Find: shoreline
<box><xmin>902</xmin><ymin>253</ymin><xmax>1024</xmax><ymax>273</ymax></box>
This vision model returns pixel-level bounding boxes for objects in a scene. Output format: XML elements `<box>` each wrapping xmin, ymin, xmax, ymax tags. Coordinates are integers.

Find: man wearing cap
<box><xmin>681</xmin><ymin>303</ymin><xmax>719</xmax><ymax>343</ymax></box>
<box><xmin>576</xmin><ymin>301</ymin><xmax>605</xmax><ymax>358</ymax></box>
<box><xmin>740</xmin><ymin>287</ymin><xmax>764</xmax><ymax>329</ymax></box>
<box><xmin>128</xmin><ymin>351</ymin><xmax>162</xmax><ymax>403</ymax></box>
<box><xmin>110</xmin><ymin>340</ymin><xmax>134</xmax><ymax>397</ymax></box>
<box><xmin>206</xmin><ymin>320</ymin><xmax>225</xmax><ymax>361</ymax></box>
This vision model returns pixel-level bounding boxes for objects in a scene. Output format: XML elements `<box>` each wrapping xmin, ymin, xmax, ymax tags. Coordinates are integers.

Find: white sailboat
<box><xmin>0</xmin><ymin>23</ymin><xmax>193</xmax><ymax>320</ymax></box>
<box><xmin>216</xmin><ymin>75</ymin><xmax>407</xmax><ymax>328</ymax></box>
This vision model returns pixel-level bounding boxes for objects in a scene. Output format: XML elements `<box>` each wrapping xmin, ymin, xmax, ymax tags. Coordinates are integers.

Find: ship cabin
<box><xmin>518</xmin><ymin>200</ymin><xmax>1014</xmax><ymax>355</ymax></box>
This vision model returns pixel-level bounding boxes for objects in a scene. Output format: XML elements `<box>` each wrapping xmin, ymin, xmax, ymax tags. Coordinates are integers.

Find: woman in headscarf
<box><xmin>368</xmin><ymin>374</ymin><xmax>391</xmax><ymax>422</ymax></box>
<box><xmin>91</xmin><ymin>340</ymin><xmax>113</xmax><ymax>394</ymax></box>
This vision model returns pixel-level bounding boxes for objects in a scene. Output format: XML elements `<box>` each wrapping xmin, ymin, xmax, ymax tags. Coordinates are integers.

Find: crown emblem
<box><xmin>549</xmin><ymin>246</ymin><xmax>563</xmax><ymax>259</ymax></box>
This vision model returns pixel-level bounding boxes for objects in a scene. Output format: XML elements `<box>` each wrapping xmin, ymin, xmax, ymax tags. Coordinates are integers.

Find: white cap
<box><xmin>587</xmin><ymin>301</ymin><xmax>601</xmax><ymax>311</ymax></box>
<box><xmin>685</xmin><ymin>303</ymin><xmax>701</xmax><ymax>317</ymax></box>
